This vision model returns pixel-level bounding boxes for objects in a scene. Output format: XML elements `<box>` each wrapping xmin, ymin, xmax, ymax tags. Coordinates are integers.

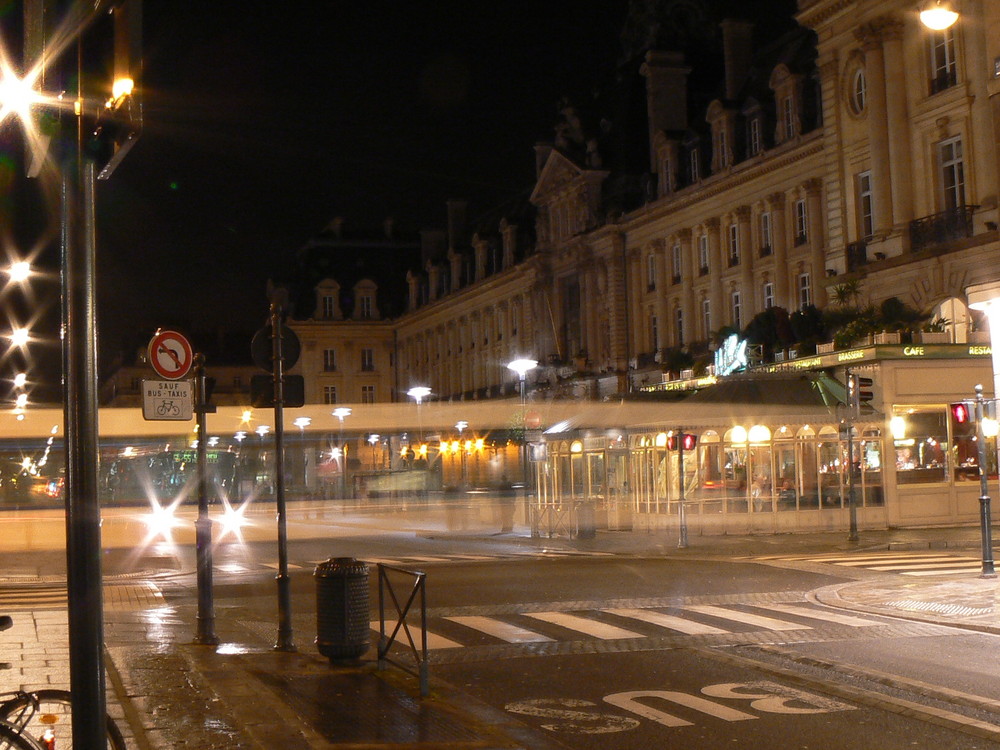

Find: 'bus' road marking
<box><xmin>602</xmin><ymin>608</ymin><xmax>730</xmax><ymax>635</ymax></box>
<box><xmin>445</xmin><ymin>615</ymin><xmax>554</xmax><ymax>643</ymax></box>
<box><xmin>524</xmin><ymin>612</ymin><xmax>645</xmax><ymax>639</ymax></box>
<box><xmin>372</xmin><ymin>620</ymin><xmax>463</xmax><ymax>649</ymax></box>
<box><xmin>684</xmin><ymin>605</ymin><xmax>811</xmax><ymax>631</ymax></box>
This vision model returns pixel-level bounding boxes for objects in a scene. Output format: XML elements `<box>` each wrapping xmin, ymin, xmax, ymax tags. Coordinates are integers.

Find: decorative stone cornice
<box><xmin>735</xmin><ymin>205</ymin><xmax>752</xmax><ymax>221</ymax></box>
<box><xmin>854</xmin><ymin>15</ymin><xmax>904</xmax><ymax>49</ymax></box>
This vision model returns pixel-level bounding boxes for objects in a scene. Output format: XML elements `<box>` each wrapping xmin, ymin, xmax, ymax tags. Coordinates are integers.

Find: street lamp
<box><xmin>919</xmin><ymin>1</ymin><xmax>959</xmax><ymax>30</ymax></box>
<box><xmin>333</xmin><ymin>407</ymin><xmax>352</xmax><ymax>498</ymax></box>
<box><xmin>407</xmin><ymin>386</ymin><xmax>431</xmax><ymax>443</ymax></box>
<box><xmin>507</xmin><ymin>358</ymin><xmax>538</xmax><ymax>494</ymax></box>
<box><xmin>293</xmin><ymin>417</ymin><xmax>311</xmax><ymax>490</ymax></box>
<box><xmin>456</xmin><ymin>420</ymin><xmax>468</xmax><ymax>488</ymax></box>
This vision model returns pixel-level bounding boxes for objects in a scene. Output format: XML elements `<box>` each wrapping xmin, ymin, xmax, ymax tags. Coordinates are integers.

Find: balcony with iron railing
<box><xmin>846</xmin><ymin>240</ymin><xmax>868</xmax><ymax>273</ymax></box>
<box><xmin>909</xmin><ymin>204</ymin><xmax>977</xmax><ymax>253</ymax></box>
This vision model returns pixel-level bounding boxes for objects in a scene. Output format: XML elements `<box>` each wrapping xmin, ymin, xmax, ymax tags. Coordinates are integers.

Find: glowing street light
<box><xmin>407</xmin><ymin>385</ymin><xmax>431</xmax><ymax>405</ymax></box>
<box><xmin>919</xmin><ymin>1</ymin><xmax>959</xmax><ymax>30</ymax></box>
<box><xmin>7</xmin><ymin>261</ymin><xmax>31</xmax><ymax>283</ymax></box>
<box><xmin>332</xmin><ymin>407</ymin><xmax>352</xmax><ymax>498</ymax></box>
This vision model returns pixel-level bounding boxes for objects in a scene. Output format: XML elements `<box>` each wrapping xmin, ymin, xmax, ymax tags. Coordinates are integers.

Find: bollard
<box><xmin>315</xmin><ymin>557</ymin><xmax>370</xmax><ymax>660</ymax></box>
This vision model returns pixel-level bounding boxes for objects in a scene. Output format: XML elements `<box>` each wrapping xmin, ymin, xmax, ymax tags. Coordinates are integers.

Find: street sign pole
<box><xmin>271</xmin><ymin>303</ymin><xmax>295</xmax><ymax>651</ymax></box>
<box><xmin>975</xmin><ymin>384</ymin><xmax>997</xmax><ymax>578</ymax></box>
<box><xmin>193</xmin><ymin>354</ymin><xmax>219</xmax><ymax>645</ymax></box>
<box><xmin>677</xmin><ymin>428</ymin><xmax>688</xmax><ymax>549</ymax></box>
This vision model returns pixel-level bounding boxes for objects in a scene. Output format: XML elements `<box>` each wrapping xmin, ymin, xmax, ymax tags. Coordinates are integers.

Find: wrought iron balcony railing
<box><xmin>909</xmin><ymin>205</ymin><xmax>977</xmax><ymax>252</ymax></box>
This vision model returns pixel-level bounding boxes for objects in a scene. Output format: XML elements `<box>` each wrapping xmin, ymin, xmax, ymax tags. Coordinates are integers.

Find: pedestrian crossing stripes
<box><xmin>0</xmin><ymin>582</ymin><xmax>166</xmax><ymax>611</ymax></box>
<box><xmin>749</xmin><ymin>551</ymin><xmax>984</xmax><ymax>576</ymax></box>
<box><xmin>254</xmin><ymin>548</ymin><xmax>617</xmax><ymax>572</ymax></box>
<box><xmin>372</xmin><ymin>599</ymin><xmax>888</xmax><ymax>653</ymax></box>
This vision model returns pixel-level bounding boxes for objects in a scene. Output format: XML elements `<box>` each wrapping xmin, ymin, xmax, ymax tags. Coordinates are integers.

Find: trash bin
<box><xmin>577</xmin><ymin>500</ymin><xmax>596</xmax><ymax>539</ymax></box>
<box><xmin>315</xmin><ymin>557</ymin><xmax>370</xmax><ymax>660</ymax></box>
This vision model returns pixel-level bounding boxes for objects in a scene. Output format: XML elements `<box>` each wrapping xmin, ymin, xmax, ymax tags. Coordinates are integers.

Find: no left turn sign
<box><xmin>148</xmin><ymin>330</ymin><xmax>194</xmax><ymax>380</ymax></box>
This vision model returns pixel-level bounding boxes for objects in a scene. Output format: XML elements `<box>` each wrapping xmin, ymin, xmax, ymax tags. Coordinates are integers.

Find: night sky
<box><xmin>93</xmin><ymin>2</ymin><xmax>630</xmax><ymax>356</ymax></box>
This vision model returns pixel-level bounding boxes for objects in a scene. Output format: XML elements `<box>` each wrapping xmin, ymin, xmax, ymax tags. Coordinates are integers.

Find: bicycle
<box><xmin>0</xmin><ymin>615</ymin><xmax>126</xmax><ymax>749</ymax></box>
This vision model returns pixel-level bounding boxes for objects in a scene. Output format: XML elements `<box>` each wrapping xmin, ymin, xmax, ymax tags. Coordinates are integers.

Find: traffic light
<box><xmin>666</xmin><ymin>434</ymin><xmax>697</xmax><ymax>451</ymax></box>
<box><xmin>847</xmin><ymin>373</ymin><xmax>875</xmax><ymax>416</ymax></box>
<box><xmin>951</xmin><ymin>401</ymin><xmax>972</xmax><ymax>424</ymax></box>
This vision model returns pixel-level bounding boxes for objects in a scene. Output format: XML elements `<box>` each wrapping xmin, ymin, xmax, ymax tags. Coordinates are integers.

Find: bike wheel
<box><xmin>0</xmin><ymin>720</ymin><xmax>42</xmax><ymax>750</ymax></box>
<box><xmin>0</xmin><ymin>690</ymin><xmax>125</xmax><ymax>750</ymax></box>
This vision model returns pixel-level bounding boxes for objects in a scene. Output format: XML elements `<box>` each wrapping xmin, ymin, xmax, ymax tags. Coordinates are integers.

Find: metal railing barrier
<box><xmin>376</xmin><ymin>563</ymin><xmax>430</xmax><ymax>696</ymax></box>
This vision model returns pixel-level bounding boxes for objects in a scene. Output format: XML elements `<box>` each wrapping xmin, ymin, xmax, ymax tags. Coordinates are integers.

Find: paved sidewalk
<box><xmin>6</xmin><ymin>523</ymin><xmax>1000</xmax><ymax>748</ymax></box>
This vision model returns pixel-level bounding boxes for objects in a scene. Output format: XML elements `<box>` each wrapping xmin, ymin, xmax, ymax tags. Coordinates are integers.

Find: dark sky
<box><xmin>91</xmin><ymin>2</ymin><xmax>630</xmax><ymax>354</ymax></box>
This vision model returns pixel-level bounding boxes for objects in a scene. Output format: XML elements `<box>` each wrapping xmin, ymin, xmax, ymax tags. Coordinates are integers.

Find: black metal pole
<box><xmin>975</xmin><ymin>385</ymin><xmax>996</xmax><ymax>578</ymax></box>
<box><xmin>846</xmin><ymin>419</ymin><xmax>859</xmax><ymax>542</ymax></box>
<box><xmin>62</xmin><ymin>59</ymin><xmax>107</xmax><ymax>748</ymax></box>
<box><xmin>677</xmin><ymin>429</ymin><xmax>688</xmax><ymax>549</ymax></box>
<box><xmin>271</xmin><ymin>303</ymin><xmax>295</xmax><ymax>651</ymax></box>
<box><xmin>194</xmin><ymin>354</ymin><xmax>218</xmax><ymax>644</ymax></box>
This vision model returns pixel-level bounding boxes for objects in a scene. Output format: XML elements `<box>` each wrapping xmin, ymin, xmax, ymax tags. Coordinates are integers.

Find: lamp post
<box><xmin>507</xmin><ymin>358</ymin><xmax>538</xmax><ymax>492</ymax></box>
<box><xmin>293</xmin><ymin>416</ymin><xmax>311</xmax><ymax>489</ymax></box>
<box><xmin>333</xmin><ymin>407</ymin><xmax>352</xmax><ymax>498</ymax></box>
<box><xmin>407</xmin><ymin>385</ymin><xmax>431</xmax><ymax>442</ymax></box>
<box><xmin>974</xmin><ymin>385</ymin><xmax>997</xmax><ymax>578</ymax></box>
<box><xmin>456</xmin><ymin>420</ymin><xmax>468</xmax><ymax>488</ymax></box>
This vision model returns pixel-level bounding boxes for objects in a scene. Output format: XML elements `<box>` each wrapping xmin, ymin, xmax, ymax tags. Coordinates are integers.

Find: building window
<box><xmin>650</xmin><ymin>312</ymin><xmax>658</xmax><ymax>351</ymax></box>
<box><xmin>322</xmin><ymin>295</ymin><xmax>336</xmax><ymax>320</ymax></box>
<box><xmin>759</xmin><ymin>211</ymin><xmax>772</xmax><ymax>255</ymax></box>
<box><xmin>698</xmin><ymin>234</ymin><xmax>709</xmax><ymax>275</ymax></box>
<box><xmin>129</xmin><ymin>377</ymin><xmax>141</xmax><ymax>391</ymax></box>
<box><xmin>857</xmin><ymin>171</ymin><xmax>874</xmax><ymax>239</ymax></box>
<box><xmin>323</xmin><ymin>348</ymin><xmax>337</xmax><ymax>372</ymax></box>
<box><xmin>849</xmin><ymin>67</ymin><xmax>866</xmax><ymax>115</ymax></box>
<box><xmin>689</xmin><ymin>147</ymin><xmax>700</xmax><ymax>182</ymax></box>
<box><xmin>731</xmin><ymin>290</ymin><xmax>743</xmax><ymax>330</ymax></box>
<box><xmin>233</xmin><ymin>376</ymin><xmax>242</xmax><ymax>390</ymax></box>
<box><xmin>361</xmin><ymin>348</ymin><xmax>375</xmax><ymax>371</ymax></box>
<box><xmin>702</xmin><ymin>298</ymin><xmax>712</xmax><ymax>338</ymax></box>
<box><xmin>939</xmin><ymin>136</ymin><xmax>965</xmax><ymax>211</ymax></box>
<box><xmin>359</xmin><ymin>295</ymin><xmax>373</xmax><ymax>319</ymax></box>
<box><xmin>763</xmin><ymin>282</ymin><xmax>774</xmax><ymax>310</ymax></box>
<box><xmin>646</xmin><ymin>253</ymin><xmax>656</xmax><ymax>292</ymax></box>
<box><xmin>715</xmin><ymin>126</ymin><xmax>729</xmax><ymax>170</ymax></box>
<box><xmin>929</xmin><ymin>28</ymin><xmax>957</xmax><ymax>94</ymax></box>
<box><xmin>794</xmin><ymin>199</ymin><xmax>808</xmax><ymax>245</ymax></box>
<box><xmin>728</xmin><ymin>223</ymin><xmax>740</xmax><ymax>266</ymax></box>
<box><xmin>361</xmin><ymin>385</ymin><xmax>375</xmax><ymax>404</ymax></box>
<box><xmin>782</xmin><ymin>97</ymin><xmax>795</xmax><ymax>141</ymax></box>
<box><xmin>671</xmin><ymin>243</ymin><xmax>682</xmax><ymax>283</ymax></box>
<box><xmin>748</xmin><ymin>117</ymin><xmax>761</xmax><ymax>157</ymax></box>
<box><xmin>675</xmin><ymin>307</ymin><xmax>684</xmax><ymax>346</ymax></box>
<box><xmin>323</xmin><ymin>385</ymin><xmax>337</xmax><ymax>405</ymax></box>
<box><xmin>798</xmin><ymin>273</ymin><xmax>812</xmax><ymax>308</ymax></box>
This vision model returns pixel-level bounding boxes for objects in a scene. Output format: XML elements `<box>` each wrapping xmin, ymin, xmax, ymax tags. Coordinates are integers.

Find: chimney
<box><xmin>446</xmin><ymin>199</ymin><xmax>467</xmax><ymax>253</ymax></box>
<box><xmin>473</xmin><ymin>234</ymin><xmax>488</xmax><ymax>282</ymax></box>
<box><xmin>406</xmin><ymin>270</ymin><xmax>421</xmax><ymax>311</ymax></box>
<box><xmin>641</xmin><ymin>51</ymin><xmax>690</xmax><ymax>169</ymax></box>
<box><xmin>500</xmin><ymin>218</ymin><xmax>517</xmax><ymax>268</ymax></box>
<box><xmin>721</xmin><ymin>19</ymin><xmax>754</xmax><ymax>100</ymax></box>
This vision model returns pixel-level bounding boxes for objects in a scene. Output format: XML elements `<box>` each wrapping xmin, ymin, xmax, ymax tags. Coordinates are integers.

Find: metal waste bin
<box><xmin>315</xmin><ymin>557</ymin><xmax>370</xmax><ymax>660</ymax></box>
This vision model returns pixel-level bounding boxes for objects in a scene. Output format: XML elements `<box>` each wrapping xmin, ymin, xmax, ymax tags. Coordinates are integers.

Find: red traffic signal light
<box><xmin>665</xmin><ymin>434</ymin><xmax>696</xmax><ymax>450</ymax></box>
<box><xmin>951</xmin><ymin>401</ymin><xmax>972</xmax><ymax>424</ymax></box>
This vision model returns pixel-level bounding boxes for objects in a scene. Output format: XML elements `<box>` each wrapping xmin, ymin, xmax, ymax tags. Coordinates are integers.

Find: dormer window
<box><xmin>715</xmin><ymin>127</ymin><xmax>729</xmax><ymax>170</ymax></box>
<box><xmin>748</xmin><ymin>117</ymin><xmax>762</xmax><ymax>156</ymax></box>
<box><xmin>689</xmin><ymin>147</ymin><xmax>700</xmax><ymax>183</ymax></box>
<box><xmin>359</xmin><ymin>295</ymin><xmax>373</xmax><ymax>319</ymax></box>
<box><xmin>322</xmin><ymin>295</ymin><xmax>336</xmax><ymax>320</ymax></box>
<box><xmin>782</xmin><ymin>97</ymin><xmax>796</xmax><ymax>141</ymax></box>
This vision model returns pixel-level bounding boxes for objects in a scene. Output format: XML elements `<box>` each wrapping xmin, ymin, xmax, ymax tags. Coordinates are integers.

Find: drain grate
<box><xmin>884</xmin><ymin>599</ymin><xmax>993</xmax><ymax>617</ymax></box>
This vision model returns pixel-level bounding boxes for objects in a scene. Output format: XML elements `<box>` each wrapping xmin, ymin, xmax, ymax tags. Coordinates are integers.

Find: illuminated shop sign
<box><xmin>714</xmin><ymin>334</ymin><xmax>748</xmax><ymax>376</ymax></box>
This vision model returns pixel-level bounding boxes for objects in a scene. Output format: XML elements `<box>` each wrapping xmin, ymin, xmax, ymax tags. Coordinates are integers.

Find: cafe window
<box><xmin>892</xmin><ymin>407</ymin><xmax>948</xmax><ymax>484</ymax></box>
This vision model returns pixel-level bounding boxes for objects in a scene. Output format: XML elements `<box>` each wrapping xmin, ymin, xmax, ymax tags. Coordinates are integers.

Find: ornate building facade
<box><xmin>286</xmin><ymin>0</ymin><xmax>999</xmax><ymax>405</ymax></box>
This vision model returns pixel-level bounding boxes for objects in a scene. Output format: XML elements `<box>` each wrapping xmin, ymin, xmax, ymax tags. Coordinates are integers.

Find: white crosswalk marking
<box><xmin>373</xmin><ymin>620</ymin><xmax>463</xmax><ymax>650</ymax></box>
<box><xmin>867</xmin><ymin>561</ymin><xmax>982</xmax><ymax>571</ymax></box>
<box><xmin>759</xmin><ymin>603</ymin><xmax>878</xmax><ymax>627</ymax></box>
<box><xmin>833</xmin><ymin>555</ymin><xmax>967</xmax><ymax>567</ymax></box>
<box><xmin>445</xmin><ymin>615</ymin><xmax>554</xmax><ymax>643</ymax></box>
<box><xmin>603</xmin><ymin>608</ymin><xmax>730</xmax><ymax>635</ymax></box>
<box><xmin>523</xmin><ymin>612</ymin><xmax>645</xmax><ymax>639</ymax></box>
<box><xmin>683</xmin><ymin>604</ymin><xmax>811</xmax><ymax>631</ymax></box>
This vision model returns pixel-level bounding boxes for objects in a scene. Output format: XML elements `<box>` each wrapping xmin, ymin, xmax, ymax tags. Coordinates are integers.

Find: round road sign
<box><xmin>148</xmin><ymin>330</ymin><xmax>194</xmax><ymax>380</ymax></box>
